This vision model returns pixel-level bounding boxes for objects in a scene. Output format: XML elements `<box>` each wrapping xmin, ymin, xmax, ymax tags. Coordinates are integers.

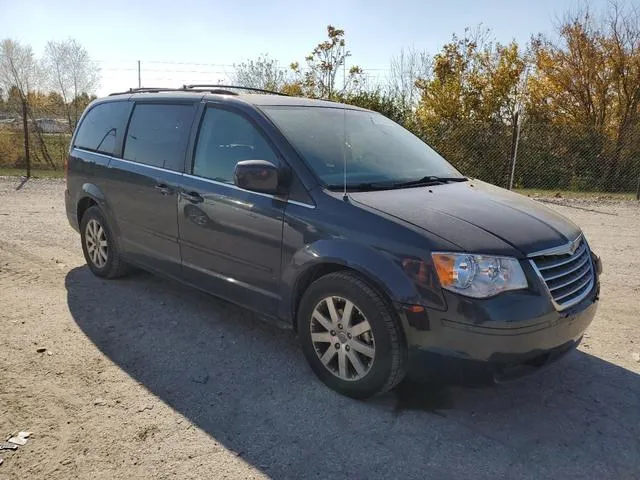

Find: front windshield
<box><xmin>261</xmin><ymin>106</ymin><xmax>463</xmax><ymax>188</ymax></box>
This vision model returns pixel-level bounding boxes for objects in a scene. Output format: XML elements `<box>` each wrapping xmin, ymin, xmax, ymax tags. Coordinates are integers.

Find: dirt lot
<box><xmin>0</xmin><ymin>177</ymin><xmax>639</xmax><ymax>480</ymax></box>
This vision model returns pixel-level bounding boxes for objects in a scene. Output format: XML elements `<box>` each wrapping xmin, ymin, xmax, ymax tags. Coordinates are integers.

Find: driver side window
<box><xmin>192</xmin><ymin>107</ymin><xmax>279</xmax><ymax>183</ymax></box>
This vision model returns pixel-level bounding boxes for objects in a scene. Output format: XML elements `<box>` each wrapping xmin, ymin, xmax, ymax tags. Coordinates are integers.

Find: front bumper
<box><xmin>400</xmin><ymin>275</ymin><xmax>599</xmax><ymax>385</ymax></box>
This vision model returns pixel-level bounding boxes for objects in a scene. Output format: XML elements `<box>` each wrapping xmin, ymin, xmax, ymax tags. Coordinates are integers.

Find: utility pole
<box><xmin>138</xmin><ymin>60</ymin><xmax>141</xmax><ymax>88</ymax></box>
<box><xmin>508</xmin><ymin>66</ymin><xmax>529</xmax><ymax>190</ymax></box>
<box><xmin>22</xmin><ymin>98</ymin><xmax>30</xmax><ymax>178</ymax></box>
<box><xmin>508</xmin><ymin>109</ymin><xmax>521</xmax><ymax>190</ymax></box>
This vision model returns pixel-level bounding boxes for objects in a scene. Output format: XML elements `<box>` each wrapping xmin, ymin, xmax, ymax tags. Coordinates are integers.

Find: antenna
<box><xmin>342</xmin><ymin>60</ymin><xmax>349</xmax><ymax>202</ymax></box>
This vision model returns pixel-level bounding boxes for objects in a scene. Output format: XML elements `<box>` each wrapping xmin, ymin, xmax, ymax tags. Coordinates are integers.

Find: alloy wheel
<box><xmin>85</xmin><ymin>219</ymin><xmax>108</xmax><ymax>268</ymax></box>
<box><xmin>310</xmin><ymin>296</ymin><xmax>376</xmax><ymax>381</ymax></box>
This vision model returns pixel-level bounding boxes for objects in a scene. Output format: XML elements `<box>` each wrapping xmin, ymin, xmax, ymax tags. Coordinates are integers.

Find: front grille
<box><xmin>530</xmin><ymin>237</ymin><xmax>594</xmax><ymax>310</ymax></box>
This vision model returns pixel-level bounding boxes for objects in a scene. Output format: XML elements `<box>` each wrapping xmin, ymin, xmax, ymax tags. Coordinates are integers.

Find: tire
<box><xmin>297</xmin><ymin>271</ymin><xmax>408</xmax><ymax>399</ymax></box>
<box><xmin>80</xmin><ymin>206</ymin><xmax>129</xmax><ymax>279</ymax></box>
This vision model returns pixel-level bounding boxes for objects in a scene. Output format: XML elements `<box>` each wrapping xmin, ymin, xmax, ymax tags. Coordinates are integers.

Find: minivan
<box><xmin>65</xmin><ymin>85</ymin><xmax>601</xmax><ymax>398</ymax></box>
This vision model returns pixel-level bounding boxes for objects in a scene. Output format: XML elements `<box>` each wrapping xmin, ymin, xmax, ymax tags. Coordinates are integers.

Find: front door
<box><xmin>106</xmin><ymin>101</ymin><xmax>197</xmax><ymax>276</ymax></box>
<box><xmin>177</xmin><ymin>105</ymin><xmax>286</xmax><ymax>315</ymax></box>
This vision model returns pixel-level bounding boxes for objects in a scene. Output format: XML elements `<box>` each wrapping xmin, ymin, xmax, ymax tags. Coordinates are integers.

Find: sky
<box><xmin>0</xmin><ymin>0</ymin><xmax>613</xmax><ymax>96</ymax></box>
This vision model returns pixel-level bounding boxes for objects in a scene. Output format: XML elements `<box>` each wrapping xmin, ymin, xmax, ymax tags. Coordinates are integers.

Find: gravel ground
<box><xmin>0</xmin><ymin>177</ymin><xmax>639</xmax><ymax>480</ymax></box>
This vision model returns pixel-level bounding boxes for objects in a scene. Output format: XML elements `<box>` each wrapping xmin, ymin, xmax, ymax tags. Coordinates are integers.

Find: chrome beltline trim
<box><xmin>73</xmin><ymin>148</ymin><xmax>316</xmax><ymax>208</ymax></box>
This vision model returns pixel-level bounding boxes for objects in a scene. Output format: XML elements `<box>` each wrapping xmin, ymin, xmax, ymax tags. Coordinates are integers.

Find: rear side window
<box><xmin>123</xmin><ymin>103</ymin><xmax>195</xmax><ymax>171</ymax></box>
<box><xmin>192</xmin><ymin>107</ymin><xmax>279</xmax><ymax>183</ymax></box>
<box><xmin>74</xmin><ymin>102</ymin><xmax>130</xmax><ymax>155</ymax></box>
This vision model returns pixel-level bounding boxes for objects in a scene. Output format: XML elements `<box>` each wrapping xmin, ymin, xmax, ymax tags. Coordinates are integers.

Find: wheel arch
<box><xmin>280</xmin><ymin>239</ymin><xmax>422</xmax><ymax>330</ymax></box>
<box><xmin>76</xmin><ymin>183</ymin><xmax>120</xmax><ymax>238</ymax></box>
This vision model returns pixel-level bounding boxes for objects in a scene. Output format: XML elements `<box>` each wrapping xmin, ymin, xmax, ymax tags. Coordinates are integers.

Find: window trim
<box><xmin>72</xmin><ymin>100</ymin><xmax>133</xmax><ymax>157</ymax></box>
<box><xmin>189</xmin><ymin>103</ymin><xmax>285</xmax><ymax>181</ymax></box>
<box><xmin>121</xmin><ymin>100</ymin><xmax>199</xmax><ymax>172</ymax></box>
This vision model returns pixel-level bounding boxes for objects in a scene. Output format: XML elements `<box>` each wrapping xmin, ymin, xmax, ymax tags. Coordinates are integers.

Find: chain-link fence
<box><xmin>422</xmin><ymin>120</ymin><xmax>640</xmax><ymax>197</ymax></box>
<box><xmin>0</xmin><ymin>116</ymin><xmax>70</xmax><ymax>172</ymax></box>
<box><xmin>2</xmin><ymin>107</ymin><xmax>639</xmax><ymax>199</ymax></box>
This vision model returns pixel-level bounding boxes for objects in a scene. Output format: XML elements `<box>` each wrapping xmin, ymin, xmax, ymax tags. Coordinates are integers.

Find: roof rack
<box><xmin>109</xmin><ymin>84</ymin><xmax>288</xmax><ymax>97</ymax></box>
<box><xmin>108</xmin><ymin>87</ymin><xmax>181</xmax><ymax>96</ymax></box>
<box><xmin>183</xmin><ymin>84</ymin><xmax>288</xmax><ymax>96</ymax></box>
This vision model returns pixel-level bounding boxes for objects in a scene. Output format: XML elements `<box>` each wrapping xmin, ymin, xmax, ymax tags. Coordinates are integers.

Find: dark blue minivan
<box><xmin>65</xmin><ymin>86</ymin><xmax>601</xmax><ymax>398</ymax></box>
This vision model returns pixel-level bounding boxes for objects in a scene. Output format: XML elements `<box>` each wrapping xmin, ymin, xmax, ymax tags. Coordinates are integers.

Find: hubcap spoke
<box><xmin>325</xmin><ymin>297</ymin><xmax>340</xmax><ymax>324</ymax></box>
<box><xmin>346</xmin><ymin>349</ymin><xmax>366</xmax><ymax>377</ymax></box>
<box><xmin>319</xmin><ymin>346</ymin><xmax>337</xmax><ymax>366</ymax></box>
<box><xmin>349</xmin><ymin>320</ymin><xmax>371</xmax><ymax>338</ymax></box>
<box><xmin>312</xmin><ymin>311</ymin><xmax>333</xmax><ymax>332</ymax></box>
<box><xmin>341</xmin><ymin>300</ymin><xmax>354</xmax><ymax>328</ymax></box>
<box><xmin>337</xmin><ymin>349</ymin><xmax>347</xmax><ymax>378</ymax></box>
<box><xmin>311</xmin><ymin>332</ymin><xmax>332</xmax><ymax>343</ymax></box>
<box><xmin>350</xmin><ymin>339</ymin><xmax>375</xmax><ymax>358</ymax></box>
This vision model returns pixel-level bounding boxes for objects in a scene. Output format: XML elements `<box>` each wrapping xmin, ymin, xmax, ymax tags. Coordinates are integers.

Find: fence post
<box><xmin>508</xmin><ymin>110</ymin><xmax>521</xmax><ymax>190</ymax></box>
<box><xmin>636</xmin><ymin>173</ymin><xmax>640</xmax><ymax>201</ymax></box>
<box><xmin>21</xmin><ymin>98</ymin><xmax>30</xmax><ymax>179</ymax></box>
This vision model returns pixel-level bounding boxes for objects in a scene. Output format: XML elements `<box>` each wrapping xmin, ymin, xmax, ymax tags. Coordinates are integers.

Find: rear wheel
<box><xmin>80</xmin><ymin>206</ymin><xmax>129</xmax><ymax>279</ymax></box>
<box><xmin>298</xmin><ymin>271</ymin><xmax>407</xmax><ymax>398</ymax></box>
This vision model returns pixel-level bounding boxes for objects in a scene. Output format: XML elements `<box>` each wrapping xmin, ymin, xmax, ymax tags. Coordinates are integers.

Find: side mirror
<box><xmin>233</xmin><ymin>160</ymin><xmax>281</xmax><ymax>195</ymax></box>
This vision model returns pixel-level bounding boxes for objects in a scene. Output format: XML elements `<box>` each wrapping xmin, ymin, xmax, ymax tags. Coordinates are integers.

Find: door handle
<box><xmin>154</xmin><ymin>183</ymin><xmax>173</xmax><ymax>195</ymax></box>
<box><xmin>182</xmin><ymin>190</ymin><xmax>204</xmax><ymax>203</ymax></box>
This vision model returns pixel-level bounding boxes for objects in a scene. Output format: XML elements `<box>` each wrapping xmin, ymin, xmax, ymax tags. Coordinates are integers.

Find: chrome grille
<box><xmin>529</xmin><ymin>236</ymin><xmax>594</xmax><ymax>311</ymax></box>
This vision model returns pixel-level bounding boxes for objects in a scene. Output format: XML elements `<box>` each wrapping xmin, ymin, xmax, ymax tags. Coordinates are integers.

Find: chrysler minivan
<box><xmin>65</xmin><ymin>85</ymin><xmax>601</xmax><ymax>398</ymax></box>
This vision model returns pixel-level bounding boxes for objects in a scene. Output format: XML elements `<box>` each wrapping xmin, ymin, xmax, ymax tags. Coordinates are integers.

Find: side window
<box><xmin>123</xmin><ymin>103</ymin><xmax>195</xmax><ymax>171</ymax></box>
<box><xmin>193</xmin><ymin>107</ymin><xmax>279</xmax><ymax>183</ymax></box>
<box><xmin>74</xmin><ymin>102</ymin><xmax>130</xmax><ymax>155</ymax></box>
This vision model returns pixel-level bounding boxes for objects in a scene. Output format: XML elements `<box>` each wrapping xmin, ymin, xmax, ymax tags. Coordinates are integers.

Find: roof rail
<box><xmin>183</xmin><ymin>84</ymin><xmax>288</xmax><ymax>96</ymax></box>
<box><xmin>108</xmin><ymin>84</ymin><xmax>288</xmax><ymax>97</ymax></box>
<box><xmin>108</xmin><ymin>87</ymin><xmax>182</xmax><ymax>96</ymax></box>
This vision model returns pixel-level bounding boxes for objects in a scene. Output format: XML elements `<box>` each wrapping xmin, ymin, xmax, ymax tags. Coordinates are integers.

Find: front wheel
<box><xmin>297</xmin><ymin>271</ymin><xmax>408</xmax><ymax>399</ymax></box>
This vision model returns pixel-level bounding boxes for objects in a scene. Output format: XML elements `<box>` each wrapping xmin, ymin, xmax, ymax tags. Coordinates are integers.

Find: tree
<box><xmin>413</xmin><ymin>28</ymin><xmax>527</xmax><ymax>185</ymax></box>
<box><xmin>388</xmin><ymin>47</ymin><xmax>431</xmax><ymax>112</ymax></box>
<box><xmin>290</xmin><ymin>25</ymin><xmax>364</xmax><ymax>99</ymax></box>
<box><xmin>527</xmin><ymin>2</ymin><xmax>640</xmax><ymax>190</ymax></box>
<box><xmin>43</xmin><ymin>38</ymin><xmax>99</xmax><ymax>131</ymax></box>
<box><xmin>231</xmin><ymin>54</ymin><xmax>288</xmax><ymax>92</ymax></box>
<box><xmin>0</xmin><ymin>39</ymin><xmax>40</xmax><ymax>176</ymax></box>
<box><xmin>70</xmin><ymin>92</ymin><xmax>95</xmax><ymax>117</ymax></box>
<box><xmin>340</xmin><ymin>89</ymin><xmax>407</xmax><ymax>124</ymax></box>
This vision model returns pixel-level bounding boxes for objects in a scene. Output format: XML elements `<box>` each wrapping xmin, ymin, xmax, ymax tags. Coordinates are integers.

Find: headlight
<box><xmin>431</xmin><ymin>253</ymin><xmax>527</xmax><ymax>298</ymax></box>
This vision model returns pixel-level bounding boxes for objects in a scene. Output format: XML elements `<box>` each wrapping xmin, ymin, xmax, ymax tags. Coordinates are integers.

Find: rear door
<box><xmin>176</xmin><ymin>104</ymin><xmax>286</xmax><ymax>315</ymax></box>
<box><xmin>105</xmin><ymin>100</ymin><xmax>198</xmax><ymax>277</ymax></box>
<box><xmin>68</xmin><ymin>100</ymin><xmax>132</xmax><ymax>229</ymax></box>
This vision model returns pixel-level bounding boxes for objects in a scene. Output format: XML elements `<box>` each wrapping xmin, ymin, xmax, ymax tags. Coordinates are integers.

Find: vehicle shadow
<box><xmin>65</xmin><ymin>266</ymin><xmax>640</xmax><ymax>479</ymax></box>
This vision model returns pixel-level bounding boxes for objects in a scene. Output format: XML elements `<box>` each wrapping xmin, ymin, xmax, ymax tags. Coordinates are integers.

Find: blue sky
<box><xmin>0</xmin><ymin>0</ymin><xmax>611</xmax><ymax>96</ymax></box>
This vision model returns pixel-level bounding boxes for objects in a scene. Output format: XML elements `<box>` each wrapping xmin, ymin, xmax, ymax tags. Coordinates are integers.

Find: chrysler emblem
<box><xmin>569</xmin><ymin>237</ymin><xmax>580</xmax><ymax>255</ymax></box>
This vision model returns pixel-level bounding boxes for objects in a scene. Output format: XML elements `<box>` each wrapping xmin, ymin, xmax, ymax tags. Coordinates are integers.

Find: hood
<box><xmin>348</xmin><ymin>180</ymin><xmax>580</xmax><ymax>257</ymax></box>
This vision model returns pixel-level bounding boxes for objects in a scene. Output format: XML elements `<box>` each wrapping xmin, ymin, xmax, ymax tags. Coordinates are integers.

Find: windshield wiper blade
<box><xmin>326</xmin><ymin>182</ymin><xmax>398</xmax><ymax>192</ymax></box>
<box><xmin>394</xmin><ymin>175</ymin><xmax>468</xmax><ymax>188</ymax></box>
<box><xmin>326</xmin><ymin>176</ymin><xmax>467</xmax><ymax>192</ymax></box>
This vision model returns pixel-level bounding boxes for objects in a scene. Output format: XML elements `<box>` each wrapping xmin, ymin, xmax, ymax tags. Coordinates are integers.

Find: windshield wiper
<box><xmin>326</xmin><ymin>176</ymin><xmax>468</xmax><ymax>192</ymax></box>
<box><xmin>393</xmin><ymin>175</ymin><xmax>468</xmax><ymax>188</ymax></box>
<box><xmin>326</xmin><ymin>182</ymin><xmax>398</xmax><ymax>192</ymax></box>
